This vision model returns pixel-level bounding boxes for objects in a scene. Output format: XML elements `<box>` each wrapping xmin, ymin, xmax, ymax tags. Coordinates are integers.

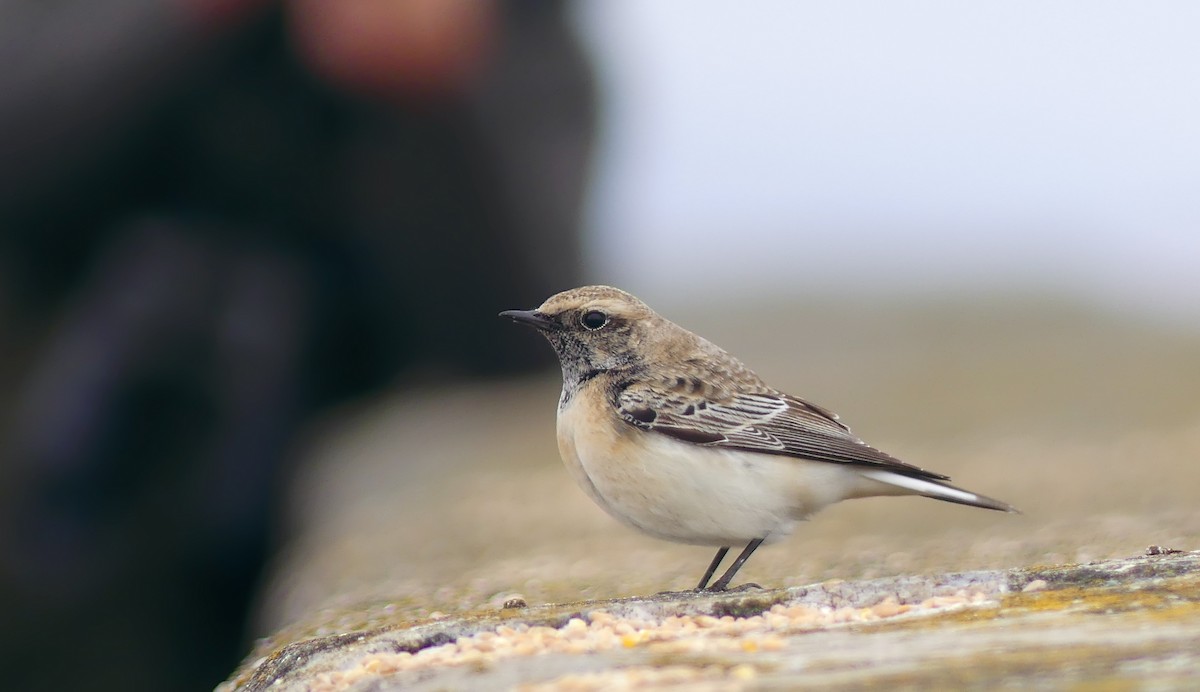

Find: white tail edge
<box><xmin>859</xmin><ymin>469</ymin><xmax>1018</xmax><ymax>513</ymax></box>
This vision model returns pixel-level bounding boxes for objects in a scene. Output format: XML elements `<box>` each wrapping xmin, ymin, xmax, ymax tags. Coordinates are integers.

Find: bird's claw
<box><xmin>701</xmin><ymin>582</ymin><xmax>763</xmax><ymax>593</ymax></box>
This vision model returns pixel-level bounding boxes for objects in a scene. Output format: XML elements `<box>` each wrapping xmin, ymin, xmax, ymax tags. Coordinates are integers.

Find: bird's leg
<box><xmin>694</xmin><ymin>546</ymin><xmax>730</xmax><ymax>591</ymax></box>
<box><xmin>708</xmin><ymin>538</ymin><xmax>764</xmax><ymax>591</ymax></box>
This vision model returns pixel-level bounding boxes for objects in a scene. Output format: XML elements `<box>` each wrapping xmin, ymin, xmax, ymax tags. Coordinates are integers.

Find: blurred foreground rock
<box><xmin>221</xmin><ymin>550</ymin><xmax>1200</xmax><ymax>689</ymax></box>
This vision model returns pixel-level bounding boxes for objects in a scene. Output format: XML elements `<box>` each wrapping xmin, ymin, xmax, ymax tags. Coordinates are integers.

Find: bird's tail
<box><xmin>858</xmin><ymin>469</ymin><xmax>1018</xmax><ymax>513</ymax></box>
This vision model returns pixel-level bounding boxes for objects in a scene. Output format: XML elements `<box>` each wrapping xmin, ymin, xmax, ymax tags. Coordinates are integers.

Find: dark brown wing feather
<box><xmin>616</xmin><ymin>377</ymin><xmax>950</xmax><ymax>482</ymax></box>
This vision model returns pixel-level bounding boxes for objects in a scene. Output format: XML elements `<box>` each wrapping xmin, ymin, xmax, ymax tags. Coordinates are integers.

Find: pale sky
<box><xmin>572</xmin><ymin>1</ymin><xmax>1200</xmax><ymax>323</ymax></box>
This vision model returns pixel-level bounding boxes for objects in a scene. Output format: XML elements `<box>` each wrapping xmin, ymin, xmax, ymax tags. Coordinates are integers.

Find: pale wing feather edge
<box><xmin>616</xmin><ymin>381</ymin><xmax>949</xmax><ymax>482</ymax></box>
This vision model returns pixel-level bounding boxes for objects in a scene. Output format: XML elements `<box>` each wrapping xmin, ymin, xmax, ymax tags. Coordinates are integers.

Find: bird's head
<box><xmin>500</xmin><ymin>285</ymin><xmax>672</xmax><ymax>384</ymax></box>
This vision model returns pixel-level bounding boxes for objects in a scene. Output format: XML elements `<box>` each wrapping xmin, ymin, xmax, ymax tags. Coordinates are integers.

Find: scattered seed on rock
<box><xmin>1022</xmin><ymin>579</ymin><xmax>1048</xmax><ymax>593</ymax></box>
<box><xmin>289</xmin><ymin>590</ymin><xmax>995</xmax><ymax>689</ymax></box>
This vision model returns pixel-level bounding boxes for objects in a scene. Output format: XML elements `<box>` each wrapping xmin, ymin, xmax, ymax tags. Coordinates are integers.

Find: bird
<box><xmin>500</xmin><ymin>285</ymin><xmax>1016</xmax><ymax>592</ymax></box>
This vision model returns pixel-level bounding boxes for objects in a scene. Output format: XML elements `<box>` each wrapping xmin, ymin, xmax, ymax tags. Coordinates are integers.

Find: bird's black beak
<box><xmin>499</xmin><ymin>309</ymin><xmax>557</xmax><ymax>332</ymax></box>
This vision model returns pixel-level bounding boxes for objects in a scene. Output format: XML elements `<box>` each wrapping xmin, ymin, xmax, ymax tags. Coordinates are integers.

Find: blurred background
<box><xmin>0</xmin><ymin>1</ymin><xmax>591</xmax><ymax>690</ymax></box>
<box><xmin>578</xmin><ymin>1</ymin><xmax>1200</xmax><ymax>323</ymax></box>
<box><xmin>3</xmin><ymin>2</ymin><xmax>1200</xmax><ymax>691</ymax></box>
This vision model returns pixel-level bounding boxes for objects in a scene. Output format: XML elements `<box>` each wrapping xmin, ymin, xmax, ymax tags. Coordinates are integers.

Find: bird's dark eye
<box><xmin>580</xmin><ymin>310</ymin><xmax>608</xmax><ymax>330</ymax></box>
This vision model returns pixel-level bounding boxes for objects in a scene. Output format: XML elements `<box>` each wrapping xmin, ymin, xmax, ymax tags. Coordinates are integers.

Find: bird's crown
<box><xmin>535</xmin><ymin>285</ymin><xmax>654</xmax><ymax>322</ymax></box>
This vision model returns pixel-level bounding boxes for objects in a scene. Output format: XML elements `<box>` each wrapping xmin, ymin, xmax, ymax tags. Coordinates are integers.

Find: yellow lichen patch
<box><xmin>1001</xmin><ymin>574</ymin><xmax>1200</xmax><ymax>617</ymax></box>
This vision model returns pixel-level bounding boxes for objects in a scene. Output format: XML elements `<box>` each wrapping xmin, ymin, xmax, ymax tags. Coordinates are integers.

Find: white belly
<box><xmin>555</xmin><ymin>384</ymin><xmax>872</xmax><ymax>546</ymax></box>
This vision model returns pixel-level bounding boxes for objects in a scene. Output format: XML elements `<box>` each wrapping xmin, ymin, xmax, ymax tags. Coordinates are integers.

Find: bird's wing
<box><xmin>616</xmin><ymin>378</ymin><xmax>949</xmax><ymax>481</ymax></box>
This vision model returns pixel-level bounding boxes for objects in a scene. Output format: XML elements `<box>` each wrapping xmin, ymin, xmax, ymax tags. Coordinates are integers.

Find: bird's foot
<box><xmin>655</xmin><ymin>589</ymin><xmax>691</xmax><ymax>597</ymax></box>
<box><xmin>702</xmin><ymin>582</ymin><xmax>763</xmax><ymax>593</ymax></box>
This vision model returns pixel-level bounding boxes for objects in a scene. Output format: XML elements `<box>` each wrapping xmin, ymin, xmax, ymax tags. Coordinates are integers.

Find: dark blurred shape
<box><xmin>0</xmin><ymin>1</ymin><xmax>594</xmax><ymax>690</ymax></box>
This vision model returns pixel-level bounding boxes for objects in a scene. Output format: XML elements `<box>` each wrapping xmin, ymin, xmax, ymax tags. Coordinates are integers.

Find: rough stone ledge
<box><xmin>219</xmin><ymin>549</ymin><xmax>1200</xmax><ymax>691</ymax></box>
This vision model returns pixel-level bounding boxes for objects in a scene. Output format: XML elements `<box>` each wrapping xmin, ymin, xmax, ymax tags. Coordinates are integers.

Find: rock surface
<box><xmin>221</xmin><ymin>550</ymin><xmax>1200</xmax><ymax>690</ymax></box>
<box><xmin>221</xmin><ymin>303</ymin><xmax>1200</xmax><ymax>690</ymax></box>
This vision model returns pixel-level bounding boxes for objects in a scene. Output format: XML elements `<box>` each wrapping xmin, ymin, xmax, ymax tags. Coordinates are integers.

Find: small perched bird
<box><xmin>500</xmin><ymin>286</ymin><xmax>1016</xmax><ymax>592</ymax></box>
